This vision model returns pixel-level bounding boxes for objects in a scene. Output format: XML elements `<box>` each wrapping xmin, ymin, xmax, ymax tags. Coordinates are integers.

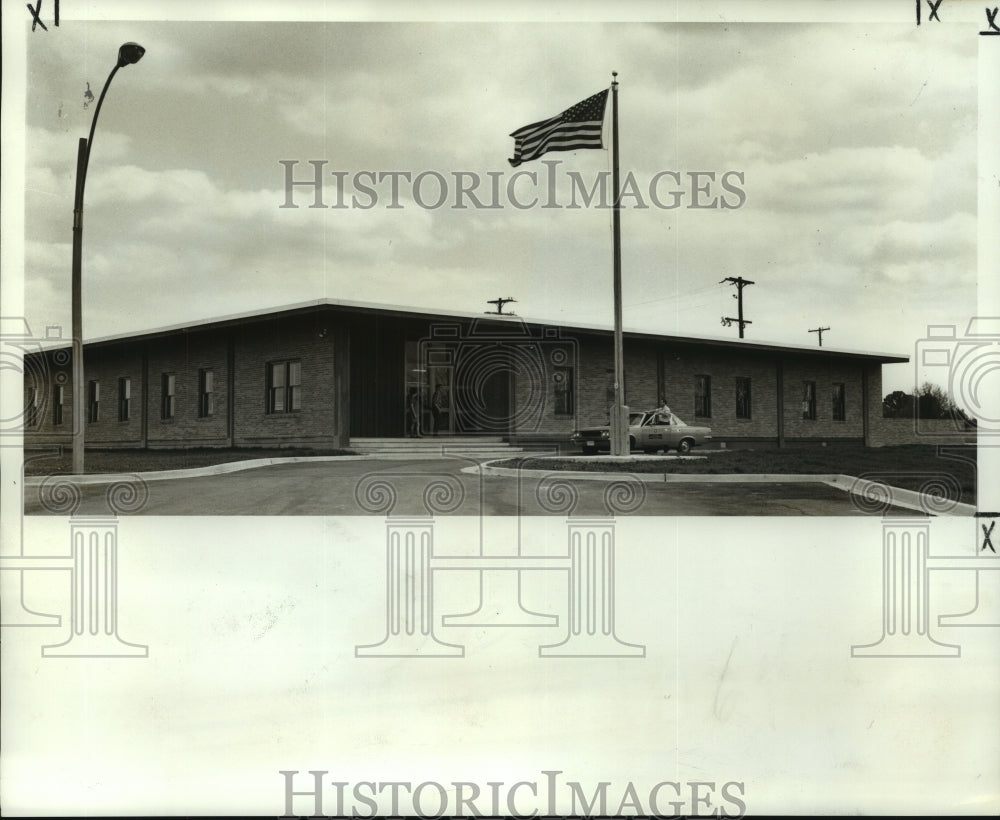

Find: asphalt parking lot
<box><xmin>24</xmin><ymin>456</ymin><xmax>918</xmax><ymax>516</ymax></box>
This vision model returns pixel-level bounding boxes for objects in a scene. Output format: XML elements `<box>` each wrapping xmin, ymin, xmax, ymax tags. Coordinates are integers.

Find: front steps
<box><xmin>349</xmin><ymin>436</ymin><xmax>524</xmax><ymax>457</ymax></box>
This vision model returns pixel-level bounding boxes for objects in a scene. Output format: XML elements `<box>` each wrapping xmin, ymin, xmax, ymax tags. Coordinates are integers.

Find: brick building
<box><xmin>21</xmin><ymin>299</ymin><xmax>911</xmax><ymax>450</ymax></box>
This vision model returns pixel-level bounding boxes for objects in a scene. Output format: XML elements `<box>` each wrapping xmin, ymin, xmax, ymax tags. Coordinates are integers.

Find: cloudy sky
<box><xmin>18</xmin><ymin>10</ymin><xmax>978</xmax><ymax>393</ymax></box>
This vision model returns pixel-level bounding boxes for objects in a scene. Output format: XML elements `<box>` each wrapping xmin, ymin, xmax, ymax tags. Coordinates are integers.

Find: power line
<box><xmin>626</xmin><ymin>282</ymin><xmax>725</xmax><ymax>309</ymax></box>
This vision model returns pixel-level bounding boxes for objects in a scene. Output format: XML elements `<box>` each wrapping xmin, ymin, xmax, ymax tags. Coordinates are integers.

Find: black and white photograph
<box><xmin>2</xmin><ymin>0</ymin><xmax>998</xmax><ymax>815</ymax></box>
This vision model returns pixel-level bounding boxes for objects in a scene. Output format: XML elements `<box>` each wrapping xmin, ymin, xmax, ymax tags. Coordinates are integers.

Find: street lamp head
<box><xmin>117</xmin><ymin>42</ymin><xmax>145</xmax><ymax>67</ymax></box>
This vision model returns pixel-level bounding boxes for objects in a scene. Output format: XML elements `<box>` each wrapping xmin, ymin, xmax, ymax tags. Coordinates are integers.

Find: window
<box><xmin>118</xmin><ymin>377</ymin><xmax>131</xmax><ymax>421</ymax></box>
<box><xmin>553</xmin><ymin>366</ymin><xmax>573</xmax><ymax>415</ymax></box>
<box><xmin>735</xmin><ymin>377</ymin><xmax>751</xmax><ymax>419</ymax></box>
<box><xmin>267</xmin><ymin>360</ymin><xmax>301</xmax><ymax>413</ymax></box>
<box><xmin>53</xmin><ymin>384</ymin><xmax>64</xmax><ymax>426</ymax></box>
<box><xmin>87</xmin><ymin>380</ymin><xmax>100</xmax><ymax>423</ymax></box>
<box><xmin>161</xmin><ymin>374</ymin><xmax>175</xmax><ymax>420</ymax></box>
<box><xmin>694</xmin><ymin>375</ymin><xmax>711</xmax><ymax>418</ymax></box>
<box><xmin>832</xmin><ymin>383</ymin><xmax>846</xmax><ymax>421</ymax></box>
<box><xmin>802</xmin><ymin>381</ymin><xmax>817</xmax><ymax>420</ymax></box>
<box><xmin>26</xmin><ymin>387</ymin><xmax>40</xmax><ymax>427</ymax></box>
<box><xmin>199</xmin><ymin>369</ymin><xmax>215</xmax><ymax>417</ymax></box>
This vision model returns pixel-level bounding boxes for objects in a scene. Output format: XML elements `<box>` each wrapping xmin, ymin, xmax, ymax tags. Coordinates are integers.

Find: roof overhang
<box><xmin>29</xmin><ymin>298</ymin><xmax>910</xmax><ymax>364</ymax></box>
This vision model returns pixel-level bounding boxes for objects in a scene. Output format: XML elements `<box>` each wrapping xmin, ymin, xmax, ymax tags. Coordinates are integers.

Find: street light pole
<box><xmin>71</xmin><ymin>42</ymin><xmax>145</xmax><ymax>475</ymax></box>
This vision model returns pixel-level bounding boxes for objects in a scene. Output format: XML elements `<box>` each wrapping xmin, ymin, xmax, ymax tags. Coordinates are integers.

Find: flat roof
<box><xmin>34</xmin><ymin>298</ymin><xmax>909</xmax><ymax>363</ymax></box>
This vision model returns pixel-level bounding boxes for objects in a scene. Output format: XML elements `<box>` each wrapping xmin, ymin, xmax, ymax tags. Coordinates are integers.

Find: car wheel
<box><xmin>677</xmin><ymin>438</ymin><xmax>693</xmax><ymax>454</ymax></box>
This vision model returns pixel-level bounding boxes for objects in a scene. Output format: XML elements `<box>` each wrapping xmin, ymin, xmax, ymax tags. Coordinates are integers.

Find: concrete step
<box><xmin>351</xmin><ymin>435</ymin><xmax>507</xmax><ymax>448</ymax></box>
<box><xmin>350</xmin><ymin>448</ymin><xmax>526</xmax><ymax>453</ymax></box>
<box><xmin>349</xmin><ymin>436</ymin><xmax>522</xmax><ymax>456</ymax></box>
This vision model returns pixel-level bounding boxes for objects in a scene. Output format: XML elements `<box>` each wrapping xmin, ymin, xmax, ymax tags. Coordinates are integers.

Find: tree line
<box><xmin>882</xmin><ymin>382</ymin><xmax>976</xmax><ymax>425</ymax></box>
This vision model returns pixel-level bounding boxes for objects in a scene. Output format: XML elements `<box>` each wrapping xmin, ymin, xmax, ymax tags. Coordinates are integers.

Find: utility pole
<box><xmin>808</xmin><ymin>326</ymin><xmax>830</xmax><ymax>346</ymax></box>
<box><xmin>720</xmin><ymin>276</ymin><xmax>754</xmax><ymax>339</ymax></box>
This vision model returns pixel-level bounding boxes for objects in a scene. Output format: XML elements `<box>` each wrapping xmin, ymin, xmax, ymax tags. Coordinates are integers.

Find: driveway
<box><xmin>23</xmin><ymin>456</ymin><xmax>917</xmax><ymax>516</ymax></box>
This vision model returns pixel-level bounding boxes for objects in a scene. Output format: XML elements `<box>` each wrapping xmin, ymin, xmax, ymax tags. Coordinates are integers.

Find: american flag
<box><xmin>508</xmin><ymin>89</ymin><xmax>609</xmax><ymax>167</ymax></box>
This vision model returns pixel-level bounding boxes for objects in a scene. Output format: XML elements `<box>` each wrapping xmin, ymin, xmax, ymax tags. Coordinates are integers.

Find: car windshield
<box><xmin>628</xmin><ymin>413</ymin><xmax>646</xmax><ymax>426</ymax></box>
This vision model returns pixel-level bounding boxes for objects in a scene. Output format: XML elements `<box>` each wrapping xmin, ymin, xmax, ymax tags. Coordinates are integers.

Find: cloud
<box><xmin>16</xmin><ymin>19</ymin><xmax>977</xmax><ymax>358</ymax></box>
<box><xmin>26</xmin><ymin>125</ymin><xmax>132</xmax><ymax>175</ymax></box>
<box><xmin>747</xmin><ymin>146</ymin><xmax>925</xmax><ymax>215</ymax></box>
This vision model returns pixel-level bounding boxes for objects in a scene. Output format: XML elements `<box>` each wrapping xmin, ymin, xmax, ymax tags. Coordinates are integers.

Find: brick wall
<box><xmin>558</xmin><ymin>335</ymin><xmax>873</xmax><ymax>444</ymax></box>
<box><xmin>231</xmin><ymin>315</ymin><xmax>341</xmax><ymax>448</ymax></box>
<box><xmin>22</xmin><ymin>346</ymin><xmax>147</xmax><ymax>449</ymax></box>
<box><xmin>22</xmin><ymin>348</ymin><xmax>73</xmax><ymax>447</ymax></box>
<box><xmin>24</xmin><ymin>312</ymin><xmax>346</xmax><ymax>450</ymax></box>
<box><xmin>82</xmin><ymin>346</ymin><xmax>146</xmax><ymax>447</ymax></box>
<box><xmin>509</xmin><ymin>337</ymin><xmax>580</xmax><ymax>436</ymax></box>
<box><xmin>662</xmin><ymin>348</ymin><xmax>780</xmax><ymax>440</ymax></box>
<box><xmin>865</xmin><ymin>362</ymin><xmax>882</xmax><ymax>447</ymax></box>
<box><xmin>567</xmin><ymin>335</ymin><xmax>658</xmax><ymax>428</ymax></box>
<box><xmin>574</xmin><ymin>335</ymin><xmax>615</xmax><ymax>427</ymax></box>
<box><xmin>147</xmin><ymin>330</ymin><xmax>230</xmax><ymax>447</ymax></box>
<box><xmin>625</xmin><ymin>342</ymin><xmax>661</xmax><ymax>412</ymax></box>
<box><xmin>780</xmin><ymin>357</ymin><xmax>865</xmax><ymax>440</ymax></box>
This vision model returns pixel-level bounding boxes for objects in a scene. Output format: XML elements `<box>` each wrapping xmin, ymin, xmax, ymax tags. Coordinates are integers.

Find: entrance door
<box><xmin>427</xmin><ymin>365</ymin><xmax>454</xmax><ymax>435</ymax></box>
<box><xmin>404</xmin><ymin>341</ymin><xmax>428</xmax><ymax>435</ymax></box>
<box><xmin>405</xmin><ymin>340</ymin><xmax>454</xmax><ymax>435</ymax></box>
<box><xmin>453</xmin><ymin>364</ymin><xmax>510</xmax><ymax>434</ymax></box>
<box><xmin>414</xmin><ymin>340</ymin><xmax>512</xmax><ymax>435</ymax></box>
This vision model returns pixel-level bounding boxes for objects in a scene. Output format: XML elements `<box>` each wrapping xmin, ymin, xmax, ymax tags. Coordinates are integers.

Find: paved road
<box><xmin>24</xmin><ymin>457</ymin><xmax>915</xmax><ymax>516</ymax></box>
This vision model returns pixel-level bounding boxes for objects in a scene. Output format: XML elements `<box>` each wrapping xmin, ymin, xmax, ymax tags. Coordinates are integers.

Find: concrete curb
<box><xmin>823</xmin><ymin>474</ymin><xmax>976</xmax><ymax>517</ymax></box>
<box><xmin>21</xmin><ymin>450</ymin><xmax>524</xmax><ymax>487</ymax></box>
<box><xmin>22</xmin><ymin>455</ymin><xmax>372</xmax><ymax>486</ymax></box>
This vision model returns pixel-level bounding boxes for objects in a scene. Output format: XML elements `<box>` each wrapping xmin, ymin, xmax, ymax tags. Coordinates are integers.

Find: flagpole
<box><xmin>610</xmin><ymin>71</ymin><xmax>628</xmax><ymax>456</ymax></box>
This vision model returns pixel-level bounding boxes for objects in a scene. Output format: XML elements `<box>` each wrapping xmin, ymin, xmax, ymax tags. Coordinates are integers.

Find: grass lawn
<box><xmin>494</xmin><ymin>444</ymin><xmax>978</xmax><ymax>505</ymax></box>
<box><xmin>23</xmin><ymin>447</ymin><xmax>356</xmax><ymax>476</ymax></box>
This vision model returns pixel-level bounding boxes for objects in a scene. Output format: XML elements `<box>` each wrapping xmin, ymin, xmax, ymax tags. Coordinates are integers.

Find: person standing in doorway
<box><xmin>431</xmin><ymin>383</ymin><xmax>447</xmax><ymax>435</ymax></box>
<box><xmin>406</xmin><ymin>387</ymin><xmax>421</xmax><ymax>437</ymax></box>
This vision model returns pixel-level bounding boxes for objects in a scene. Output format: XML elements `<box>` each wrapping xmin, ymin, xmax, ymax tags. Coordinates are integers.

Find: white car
<box><xmin>571</xmin><ymin>410</ymin><xmax>713</xmax><ymax>455</ymax></box>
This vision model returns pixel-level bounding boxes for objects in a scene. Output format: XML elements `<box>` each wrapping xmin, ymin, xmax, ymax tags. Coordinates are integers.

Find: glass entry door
<box><xmin>426</xmin><ymin>363</ymin><xmax>453</xmax><ymax>435</ymax></box>
<box><xmin>405</xmin><ymin>341</ymin><xmax>454</xmax><ymax>435</ymax></box>
<box><xmin>404</xmin><ymin>341</ymin><xmax>426</xmax><ymax>435</ymax></box>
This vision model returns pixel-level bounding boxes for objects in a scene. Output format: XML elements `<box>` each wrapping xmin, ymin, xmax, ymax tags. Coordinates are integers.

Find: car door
<box><xmin>661</xmin><ymin>415</ymin><xmax>680</xmax><ymax>448</ymax></box>
<box><xmin>643</xmin><ymin>413</ymin><xmax>668</xmax><ymax>449</ymax></box>
<box><xmin>626</xmin><ymin>413</ymin><xmax>645</xmax><ymax>446</ymax></box>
